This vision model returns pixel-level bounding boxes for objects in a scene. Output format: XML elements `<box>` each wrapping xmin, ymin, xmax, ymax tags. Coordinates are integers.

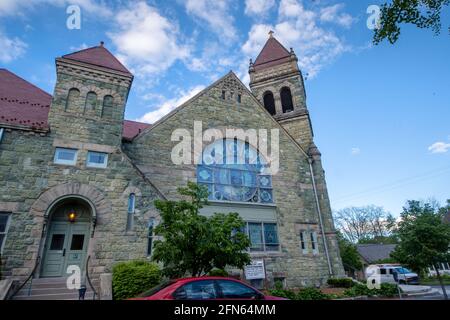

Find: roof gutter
<box><xmin>308</xmin><ymin>158</ymin><xmax>333</xmax><ymax>276</ymax></box>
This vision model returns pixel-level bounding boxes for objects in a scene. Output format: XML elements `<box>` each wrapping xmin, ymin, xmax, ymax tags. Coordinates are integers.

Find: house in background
<box><xmin>355</xmin><ymin>244</ymin><xmax>397</xmax><ymax>279</ymax></box>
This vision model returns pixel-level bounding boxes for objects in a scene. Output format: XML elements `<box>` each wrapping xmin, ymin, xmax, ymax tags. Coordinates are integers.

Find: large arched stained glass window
<box><xmin>197</xmin><ymin>139</ymin><xmax>273</xmax><ymax>204</ymax></box>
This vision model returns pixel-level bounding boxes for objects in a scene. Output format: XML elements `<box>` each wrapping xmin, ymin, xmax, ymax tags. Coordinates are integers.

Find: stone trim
<box><xmin>0</xmin><ymin>202</ymin><xmax>20</xmax><ymax>212</ymax></box>
<box><xmin>53</xmin><ymin>138</ymin><xmax>117</xmax><ymax>153</ymax></box>
<box><xmin>30</xmin><ymin>182</ymin><xmax>111</xmax><ymax>221</ymax></box>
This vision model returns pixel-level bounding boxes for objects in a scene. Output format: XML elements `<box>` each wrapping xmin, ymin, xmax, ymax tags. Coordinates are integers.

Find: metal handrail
<box><xmin>85</xmin><ymin>255</ymin><xmax>98</xmax><ymax>300</ymax></box>
<box><xmin>8</xmin><ymin>256</ymin><xmax>41</xmax><ymax>299</ymax></box>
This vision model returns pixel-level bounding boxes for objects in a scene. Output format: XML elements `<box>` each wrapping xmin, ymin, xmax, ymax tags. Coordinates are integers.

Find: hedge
<box><xmin>344</xmin><ymin>283</ymin><xmax>399</xmax><ymax>297</ymax></box>
<box><xmin>112</xmin><ymin>260</ymin><xmax>161</xmax><ymax>300</ymax></box>
<box><xmin>327</xmin><ymin>278</ymin><xmax>355</xmax><ymax>288</ymax></box>
<box><xmin>268</xmin><ymin>287</ymin><xmax>330</xmax><ymax>300</ymax></box>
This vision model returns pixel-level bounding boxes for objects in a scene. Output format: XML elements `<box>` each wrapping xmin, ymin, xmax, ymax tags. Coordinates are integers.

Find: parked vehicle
<box><xmin>365</xmin><ymin>264</ymin><xmax>419</xmax><ymax>285</ymax></box>
<box><xmin>131</xmin><ymin>276</ymin><xmax>288</xmax><ymax>300</ymax></box>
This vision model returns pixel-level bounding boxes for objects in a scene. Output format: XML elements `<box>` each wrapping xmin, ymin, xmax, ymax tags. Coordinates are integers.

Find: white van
<box><xmin>366</xmin><ymin>264</ymin><xmax>419</xmax><ymax>285</ymax></box>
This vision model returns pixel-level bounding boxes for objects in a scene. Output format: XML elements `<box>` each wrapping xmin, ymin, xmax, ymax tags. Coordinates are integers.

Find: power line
<box><xmin>332</xmin><ymin>165</ymin><xmax>450</xmax><ymax>204</ymax></box>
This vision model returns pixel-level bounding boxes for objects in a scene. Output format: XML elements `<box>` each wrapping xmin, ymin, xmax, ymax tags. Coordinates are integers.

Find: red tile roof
<box><xmin>253</xmin><ymin>36</ymin><xmax>292</xmax><ymax>71</ymax></box>
<box><xmin>122</xmin><ymin>120</ymin><xmax>151</xmax><ymax>141</ymax></box>
<box><xmin>63</xmin><ymin>43</ymin><xmax>132</xmax><ymax>75</ymax></box>
<box><xmin>0</xmin><ymin>69</ymin><xmax>51</xmax><ymax>130</ymax></box>
<box><xmin>0</xmin><ymin>68</ymin><xmax>149</xmax><ymax>140</ymax></box>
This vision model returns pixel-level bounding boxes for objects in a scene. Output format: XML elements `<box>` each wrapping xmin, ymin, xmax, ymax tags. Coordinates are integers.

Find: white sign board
<box><xmin>244</xmin><ymin>260</ymin><xmax>265</xmax><ymax>280</ymax></box>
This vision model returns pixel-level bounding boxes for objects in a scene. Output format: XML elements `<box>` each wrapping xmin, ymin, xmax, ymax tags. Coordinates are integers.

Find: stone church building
<box><xmin>0</xmin><ymin>34</ymin><xmax>344</xmax><ymax>298</ymax></box>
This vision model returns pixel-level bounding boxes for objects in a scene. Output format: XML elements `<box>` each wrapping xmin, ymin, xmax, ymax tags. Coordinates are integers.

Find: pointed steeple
<box><xmin>253</xmin><ymin>32</ymin><xmax>292</xmax><ymax>71</ymax></box>
<box><xmin>62</xmin><ymin>42</ymin><xmax>132</xmax><ymax>75</ymax></box>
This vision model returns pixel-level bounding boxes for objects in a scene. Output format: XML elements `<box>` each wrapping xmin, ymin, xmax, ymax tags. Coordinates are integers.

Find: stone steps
<box><xmin>12</xmin><ymin>277</ymin><xmax>99</xmax><ymax>300</ymax></box>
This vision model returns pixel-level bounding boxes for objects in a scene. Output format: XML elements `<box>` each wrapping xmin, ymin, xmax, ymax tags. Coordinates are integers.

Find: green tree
<box><xmin>337</xmin><ymin>232</ymin><xmax>363</xmax><ymax>273</ymax></box>
<box><xmin>391</xmin><ymin>200</ymin><xmax>450</xmax><ymax>299</ymax></box>
<box><xmin>152</xmin><ymin>182</ymin><xmax>250</xmax><ymax>278</ymax></box>
<box><xmin>374</xmin><ymin>0</ymin><xmax>450</xmax><ymax>44</ymax></box>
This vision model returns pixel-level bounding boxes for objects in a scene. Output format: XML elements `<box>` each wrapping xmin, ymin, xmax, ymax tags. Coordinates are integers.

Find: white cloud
<box><xmin>351</xmin><ymin>147</ymin><xmax>361</xmax><ymax>155</ymax></box>
<box><xmin>242</xmin><ymin>0</ymin><xmax>351</xmax><ymax>78</ymax></box>
<box><xmin>0</xmin><ymin>0</ymin><xmax>112</xmax><ymax>17</ymax></box>
<box><xmin>108</xmin><ymin>2</ymin><xmax>189</xmax><ymax>76</ymax></box>
<box><xmin>245</xmin><ymin>0</ymin><xmax>275</xmax><ymax>17</ymax></box>
<box><xmin>428</xmin><ymin>142</ymin><xmax>450</xmax><ymax>154</ymax></box>
<box><xmin>69</xmin><ymin>43</ymin><xmax>88</xmax><ymax>52</ymax></box>
<box><xmin>320</xmin><ymin>4</ymin><xmax>355</xmax><ymax>28</ymax></box>
<box><xmin>0</xmin><ymin>31</ymin><xmax>27</xmax><ymax>63</ymax></box>
<box><xmin>137</xmin><ymin>85</ymin><xmax>205</xmax><ymax>124</ymax></box>
<box><xmin>185</xmin><ymin>0</ymin><xmax>237</xmax><ymax>40</ymax></box>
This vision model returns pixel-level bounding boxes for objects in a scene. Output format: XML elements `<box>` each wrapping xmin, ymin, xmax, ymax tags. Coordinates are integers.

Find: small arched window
<box><xmin>84</xmin><ymin>91</ymin><xmax>97</xmax><ymax>113</ymax></box>
<box><xmin>65</xmin><ymin>88</ymin><xmax>80</xmax><ymax>111</ymax></box>
<box><xmin>102</xmin><ymin>95</ymin><xmax>114</xmax><ymax>118</ymax></box>
<box><xmin>280</xmin><ymin>87</ymin><xmax>294</xmax><ymax>113</ymax></box>
<box><xmin>126</xmin><ymin>193</ymin><xmax>135</xmax><ymax>231</ymax></box>
<box><xmin>263</xmin><ymin>91</ymin><xmax>276</xmax><ymax>115</ymax></box>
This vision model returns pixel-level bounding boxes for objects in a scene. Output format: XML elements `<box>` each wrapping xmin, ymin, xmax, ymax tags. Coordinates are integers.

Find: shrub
<box><xmin>268</xmin><ymin>289</ymin><xmax>297</xmax><ymax>300</ymax></box>
<box><xmin>344</xmin><ymin>283</ymin><xmax>400</xmax><ymax>298</ymax></box>
<box><xmin>269</xmin><ymin>287</ymin><xmax>330</xmax><ymax>300</ymax></box>
<box><xmin>327</xmin><ymin>278</ymin><xmax>355</xmax><ymax>288</ymax></box>
<box><xmin>296</xmin><ymin>287</ymin><xmax>330</xmax><ymax>300</ymax></box>
<box><xmin>112</xmin><ymin>260</ymin><xmax>161</xmax><ymax>300</ymax></box>
<box><xmin>208</xmin><ymin>269</ymin><xmax>229</xmax><ymax>277</ymax></box>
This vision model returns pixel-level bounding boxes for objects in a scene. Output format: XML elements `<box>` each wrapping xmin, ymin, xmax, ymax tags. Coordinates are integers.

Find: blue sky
<box><xmin>0</xmin><ymin>0</ymin><xmax>449</xmax><ymax>215</ymax></box>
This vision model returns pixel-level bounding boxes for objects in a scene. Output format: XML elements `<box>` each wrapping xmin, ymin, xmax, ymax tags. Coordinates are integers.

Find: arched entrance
<box><xmin>40</xmin><ymin>198</ymin><xmax>92</xmax><ymax>278</ymax></box>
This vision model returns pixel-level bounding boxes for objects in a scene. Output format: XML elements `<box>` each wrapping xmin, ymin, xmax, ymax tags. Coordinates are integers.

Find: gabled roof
<box><xmin>0</xmin><ymin>69</ymin><xmax>147</xmax><ymax>139</ymax></box>
<box><xmin>131</xmin><ymin>70</ymin><xmax>310</xmax><ymax>159</ymax></box>
<box><xmin>62</xmin><ymin>43</ymin><xmax>132</xmax><ymax>75</ymax></box>
<box><xmin>0</xmin><ymin>69</ymin><xmax>51</xmax><ymax>130</ymax></box>
<box><xmin>123</xmin><ymin>120</ymin><xmax>151</xmax><ymax>141</ymax></box>
<box><xmin>253</xmin><ymin>36</ymin><xmax>292</xmax><ymax>71</ymax></box>
<box><xmin>356</xmin><ymin>244</ymin><xmax>397</xmax><ymax>264</ymax></box>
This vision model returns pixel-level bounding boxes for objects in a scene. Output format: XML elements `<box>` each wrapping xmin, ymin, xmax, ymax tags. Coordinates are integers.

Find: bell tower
<box><xmin>249</xmin><ymin>31</ymin><xmax>313</xmax><ymax>151</ymax></box>
<box><xmin>48</xmin><ymin>42</ymin><xmax>133</xmax><ymax>147</ymax></box>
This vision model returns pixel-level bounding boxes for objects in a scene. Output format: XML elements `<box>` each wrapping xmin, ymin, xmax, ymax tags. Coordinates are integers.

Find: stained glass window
<box><xmin>197</xmin><ymin>139</ymin><xmax>273</xmax><ymax>204</ymax></box>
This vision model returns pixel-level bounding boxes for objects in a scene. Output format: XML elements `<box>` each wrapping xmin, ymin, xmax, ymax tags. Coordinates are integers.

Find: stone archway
<box><xmin>40</xmin><ymin>197</ymin><xmax>92</xmax><ymax>277</ymax></box>
<box><xmin>30</xmin><ymin>183</ymin><xmax>111</xmax><ymax>278</ymax></box>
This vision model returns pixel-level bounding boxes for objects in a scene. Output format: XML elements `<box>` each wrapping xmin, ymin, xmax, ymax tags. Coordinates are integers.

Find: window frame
<box><xmin>86</xmin><ymin>151</ymin><xmax>108</xmax><ymax>169</ymax></box>
<box><xmin>245</xmin><ymin>221</ymin><xmax>280</xmax><ymax>253</ymax></box>
<box><xmin>0</xmin><ymin>212</ymin><xmax>11</xmax><ymax>254</ymax></box>
<box><xmin>300</xmin><ymin>231</ymin><xmax>308</xmax><ymax>254</ymax></box>
<box><xmin>147</xmin><ymin>218</ymin><xmax>155</xmax><ymax>256</ymax></box>
<box><xmin>126</xmin><ymin>193</ymin><xmax>135</xmax><ymax>232</ymax></box>
<box><xmin>310</xmin><ymin>231</ymin><xmax>318</xmax><ymax>254</ymax></box>
<box><xmin>197</xmin><ymin>139</ymin><xmax>274</xmax><ymax>205</ymax></box>
<box><xmin>54</xmin><ymin>147</ymin><xmax>78</xmax><ymax>166</ymax></box>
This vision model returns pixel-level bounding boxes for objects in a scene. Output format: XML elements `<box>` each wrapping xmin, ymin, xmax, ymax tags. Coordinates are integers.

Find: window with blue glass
<box><xmin>243</xmin><ymin>222</ymin><xmax>279</xmax><ymax>252</ymax></box>
<box><xmin>197</xmin><ymin>139</ymin><xmax>273</xmax><ymax>204</ymax></box>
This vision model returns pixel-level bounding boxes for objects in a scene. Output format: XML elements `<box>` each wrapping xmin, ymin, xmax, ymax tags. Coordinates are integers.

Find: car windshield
<box><xmin>137</xmin><ymin>280</ymin><xmax>176</xmax><ymax>297</ymax></box>
<box><xmin>395</xmin><ymin>267</ymin><xmax>411</xmax><ymax>274</ymax></box>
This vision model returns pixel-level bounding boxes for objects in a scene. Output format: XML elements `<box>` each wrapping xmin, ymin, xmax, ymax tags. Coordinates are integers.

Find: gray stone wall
<box><xmin>125</xmin><ymin>72</ymin><xmax>340</xmax><ymax>287</ymax></box>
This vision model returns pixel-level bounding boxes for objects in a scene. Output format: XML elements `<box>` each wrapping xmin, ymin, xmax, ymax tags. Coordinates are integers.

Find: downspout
<box><xmin>308</xmin><ymin>158</ymin><xmax>333</xmax><ymax>276</ymax></box>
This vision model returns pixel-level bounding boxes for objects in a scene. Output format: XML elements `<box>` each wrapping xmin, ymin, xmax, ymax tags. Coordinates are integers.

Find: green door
<box><xmin>41</xmin><ymin>203</ymin><xmax>91</xmax><ymax>278</ymax></box>
<box><xmin>41</xmin><ymin>222</ymin><xmax>70</xmax><ymax>277</ymax></box>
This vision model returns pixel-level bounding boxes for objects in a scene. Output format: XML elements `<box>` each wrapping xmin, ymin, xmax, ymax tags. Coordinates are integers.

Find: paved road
<box><xmin>400</xmin><ymin>285</ymin><xmax>450</xmax><ymax>300</ymax></box>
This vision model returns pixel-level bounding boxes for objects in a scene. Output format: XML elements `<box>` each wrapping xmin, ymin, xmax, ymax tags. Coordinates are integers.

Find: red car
<box><xmin>132</xmin><ymin>276</ymin><xmax>287</xmax><ymax>300</ymax></box>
